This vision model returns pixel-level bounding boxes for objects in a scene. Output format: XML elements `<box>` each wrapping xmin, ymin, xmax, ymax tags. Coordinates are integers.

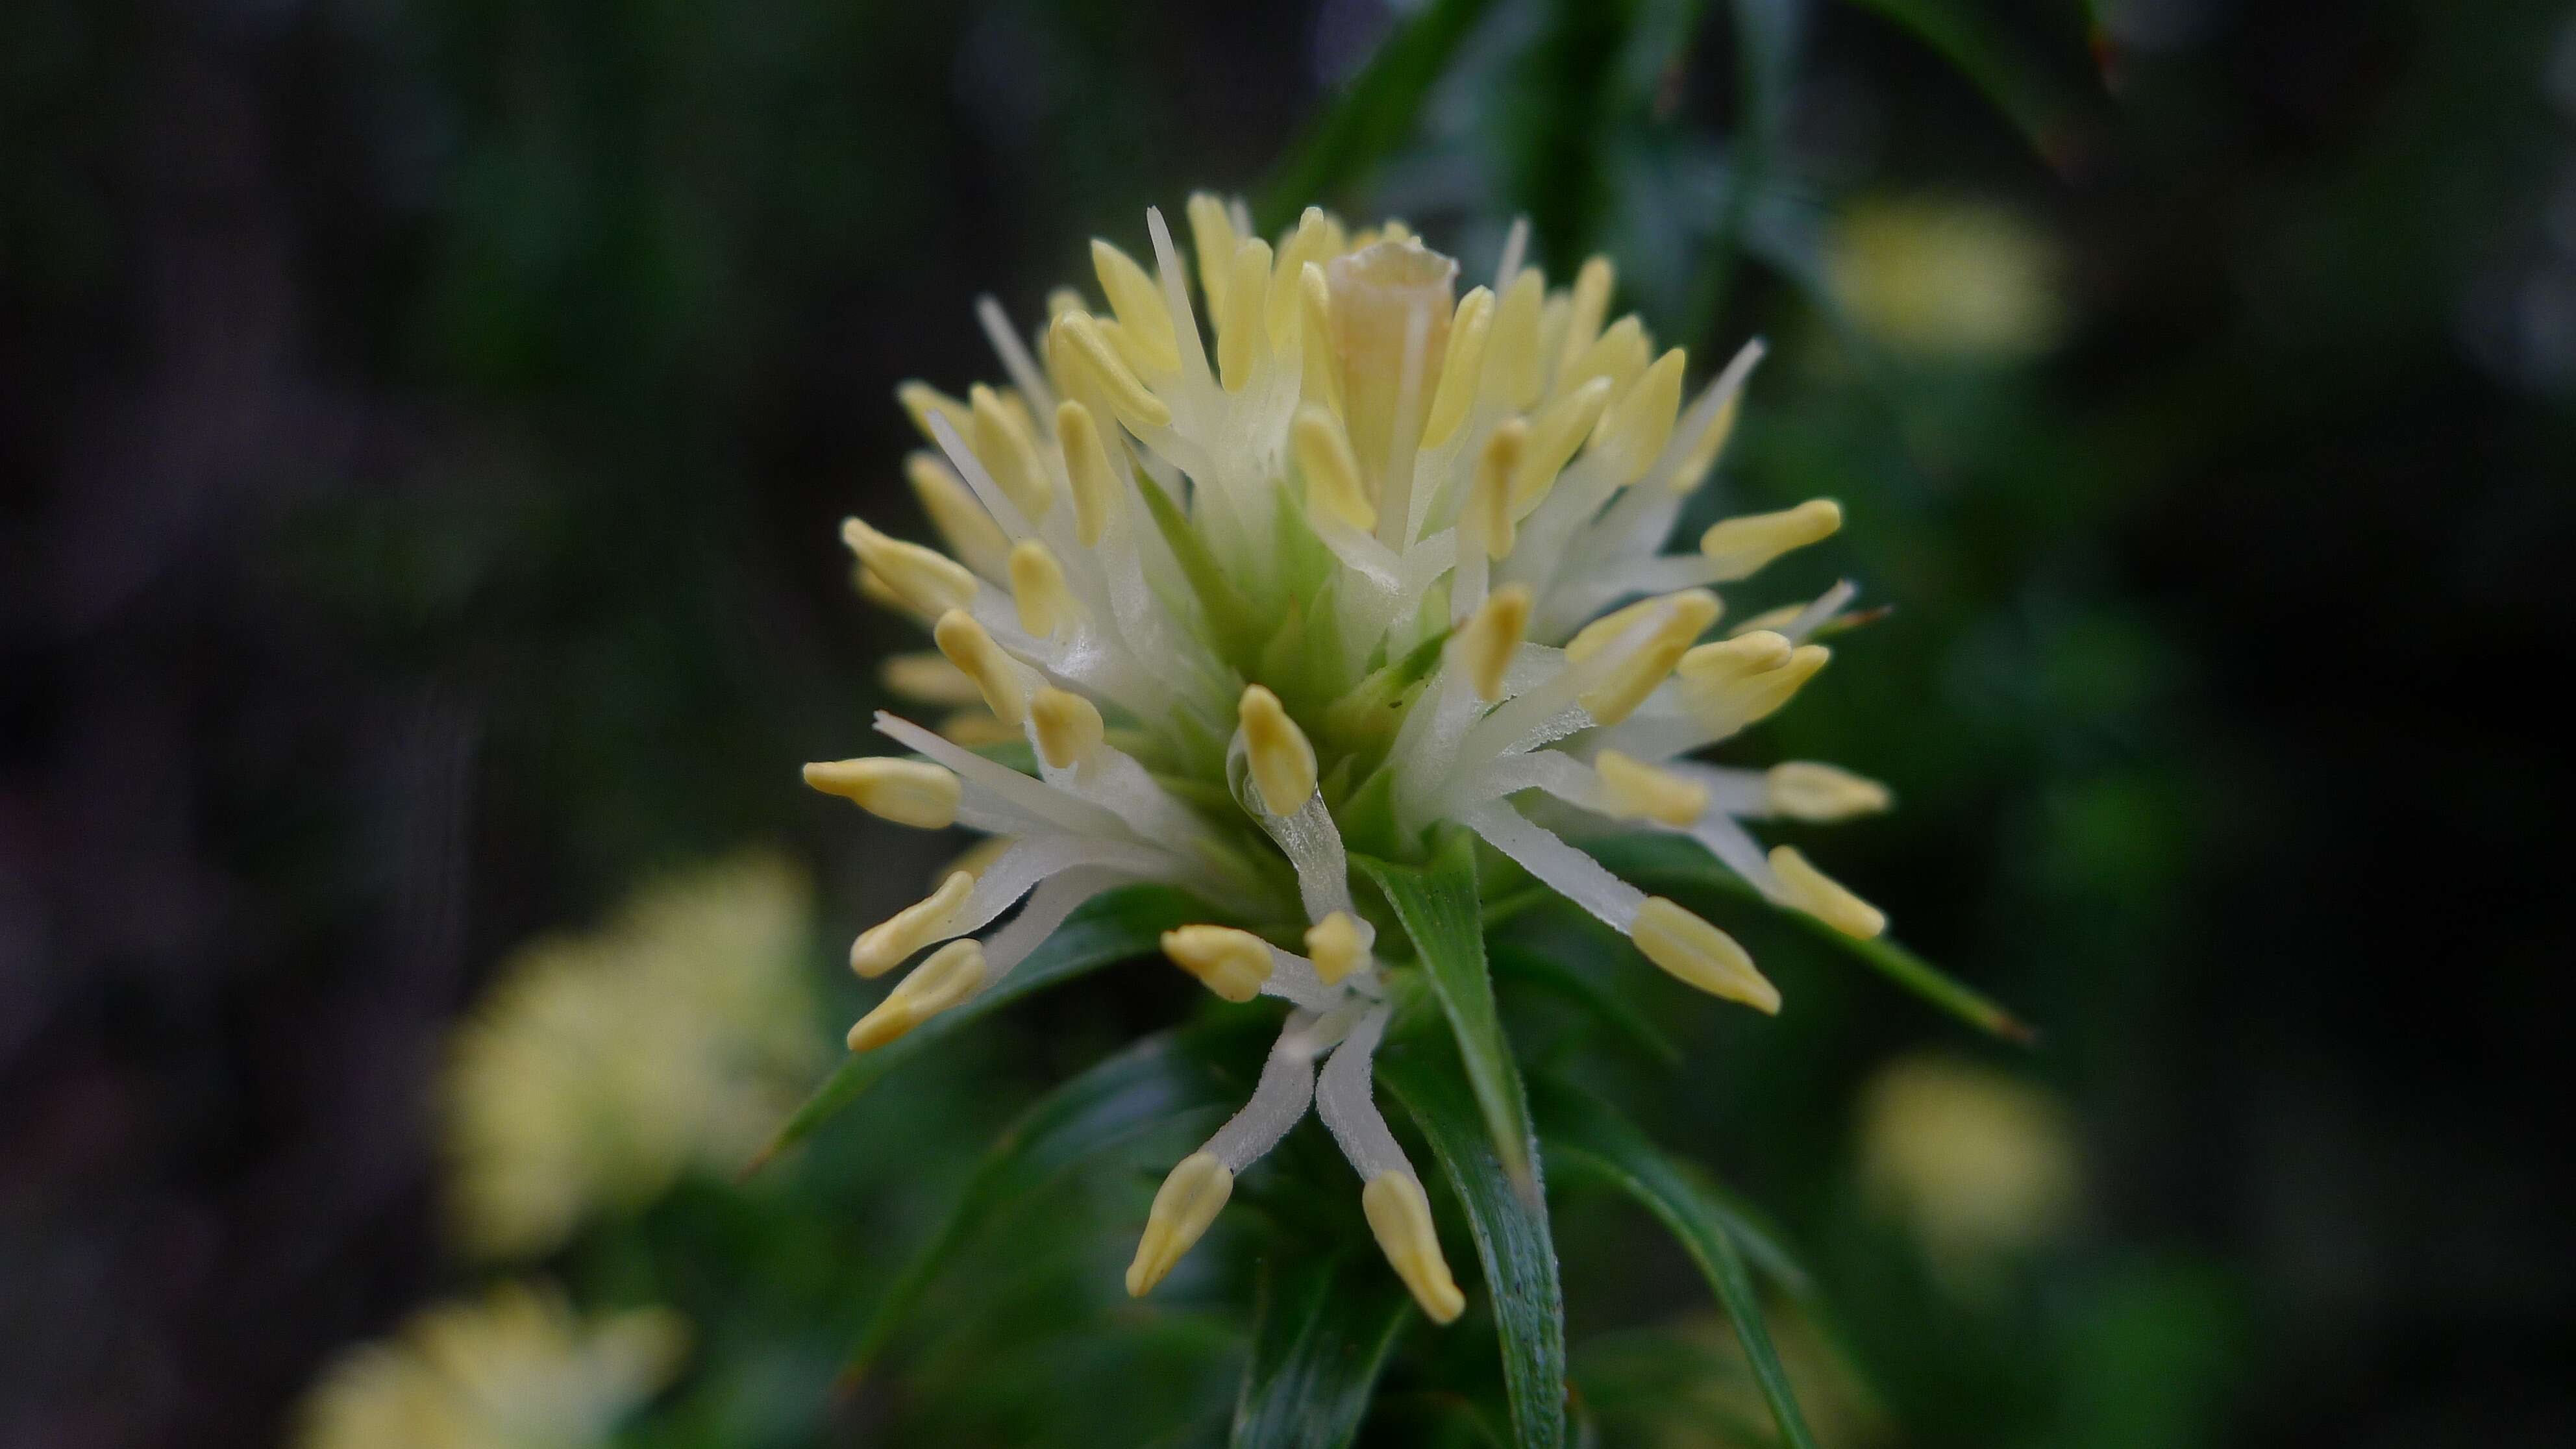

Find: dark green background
<box><xmin>5</xmin><ymin>0</ymin><xmax>2571</xmax><ymax>1443</ymax></box>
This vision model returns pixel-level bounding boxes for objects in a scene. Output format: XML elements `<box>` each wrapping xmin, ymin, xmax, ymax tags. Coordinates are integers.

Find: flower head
<box><xmin>293</xmin><ymin>1281</ymin><xmax>687</xmax><ymax>1449</ymax></box>
<box><xmin>811</xmin><ymin>196</ymin><xmax>1891</xmax><ymax>1320</ymax></box>
<box><xmin>443</xmin><ymin>854</ymin><xmax>823</xmax><ymax>1259</ymax></box>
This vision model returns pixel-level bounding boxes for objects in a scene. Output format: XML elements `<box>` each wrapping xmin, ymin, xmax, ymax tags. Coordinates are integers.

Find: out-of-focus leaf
<box><xmin>1378</xmin><ymin>1037</ymin><xmax>1567</xmax><ymax>1449</ymax></box>
<box><xmin>1229</xmin><ymin>1250</ymin><xmax>1415</xmax><ymax>1449</ymax></box>
<box><xmin>1487</xmin><ymin>941</ymin><xmax>1683</xmax><ymax>1067</ymax></box>
<box><xmin>1357</xmin><ymin>835</ymin><xmax>1537</xmax><ymax>1200</ymax></box>
<box><xmin>1579</xmin><ymin>833</ymin><xmax>2035</xmax><ymax>1043</ymax></box>
<box><xmin>1837</xmin><ymin>0</ymin><xmax>2093</xmax><ymax>173</ymax></box>
<box><xmin>1688</xmin><ymin>0</ymin><xmax>1802</xmax><ymax>347</ymax></box>
<box><xmin>755</xmin><ymin>884</ymin><xmax>1205</xmax><ymax>1163</ymax></box>
<box><xmin>841</xmin><ymin>1019</ymin><xmax>1259</xmax><ymax>1379</ymax></box>
<box><xmin>1532</xmin><ymin>1079</ymin><xmax>1818</xmax><ymax>1449</ymax></box>
<box><xmin>1256</xmin><ymin>0</ymin><xmax>1504</xmax><ymax>234</ymax></box>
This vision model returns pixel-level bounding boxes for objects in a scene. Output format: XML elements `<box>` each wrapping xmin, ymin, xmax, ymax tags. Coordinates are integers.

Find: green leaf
<box><xmin>1254</xmin><ymin>0</ymin><xmax>1505</xmax><ymax>234</ymax></box>
<box><xmin>1377</xmin><ymin>1039</ymin><xmax>1567</xmax><ymax>1449</ymax></box>
<box><xmin>843</xmin><ymin>1019</ymin><xmax>1261</xmax><ymax>1379</ymax></box>
<box><xmin>1487</xmin><ymin>941</ymin><xmax>1683</xmax><ymax>1067</ymax></box>
<box><xmin>1530</xmin><ymin>1079</ymin><xmax>1818</xmax><ymax>1449</ymax></box>
<box><xmin>1837</xmin><ymin>0</ymin><xmax>2094</xmax><ymax>173</ymax></box>
<box><xmin>1133</xmin><ymin>463</ymin><xmax>1263</xmax><ymax>670</ymax></box>
<box><xmin>1229</xmin><ymin>1250</ymin><xmax>1415</xmax><ymax>1449</ymax></box>
<box><xmin>1579</xmin><ymin>832</ymin><xmax>2035</xmax><ymax>1044</ymax></box>
<box><xmin>1354</xmin><ymin>834</ymin><xmax>1537</xmax><ymax>1199</ymax></box>
<box><xmin>753</xmin><ymin>884</ymin><xmax>1205</xmax><ymax>1165</ymax></box>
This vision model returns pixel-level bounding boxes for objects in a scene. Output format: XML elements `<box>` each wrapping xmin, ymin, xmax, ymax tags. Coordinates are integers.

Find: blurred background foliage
<box><xmin>5</xmin><ymin>0</ymin><xmax>2574</xmax><ymax>1444</ymax></box>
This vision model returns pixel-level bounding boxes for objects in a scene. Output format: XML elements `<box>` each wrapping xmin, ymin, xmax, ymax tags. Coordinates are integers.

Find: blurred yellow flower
<box><xmin>294</xmin><ymin>1280</ymin><xmax>687</xmax><ymax>1449</ymax></box>
<box><xmin>1826</xmin><ymin>198</ymin><xmax>2067</xmax><ymax>360</ymax></box>
<box><xmin>443</xmin><ymin>852</ymin><xmax>823</xmax><ymax>1259</ymax></box>
<box><xmin>1857</xmin><ymin>1052</ymin><xmax>2080</xmax><ymax>1286</ymax></box>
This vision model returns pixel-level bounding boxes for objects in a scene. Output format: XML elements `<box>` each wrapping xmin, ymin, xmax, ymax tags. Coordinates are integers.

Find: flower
<box><xmin>1857</xmin><ymin>1052</ymin><xmax>2080</xmax><ymax>1288</ymax></box>
<box><xmin>808</xmin><ymin>195</ymin><xmax>1892</xmax><ymax>1322</ymax></box>
<box><xmin>1825</xmin><ymin>196</ymin><xmax>2068</xmax><ymax>360</ymax></box>
<box><xmin>443</xmin><ymin>853</ymin><xmax>823</xmax><ymax>1259</ymax></box>
<box><xmin>293</xmin><ymin>1280</ymin><xmax>687</xmax><ymax>1449</ymax></box>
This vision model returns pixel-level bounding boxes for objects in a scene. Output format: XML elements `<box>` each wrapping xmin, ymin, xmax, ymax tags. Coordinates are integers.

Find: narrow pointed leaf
<box><xmin>1254</xmin><ymin>0</ymin><xmax>1504</xmax><ymax>233</ymax></box>
<box><xmin>1530</xmin><ymin>1079</ymin><xmax>1818</xmax><ymax>1449</ymax></box>
<box><xmin>1378</xmin><ymin>1037</ymin><xmax>1567</xmax><ymax>1449</ymax></box>
<box><xmin>1356</xmin><ymin>834</ymin><xmax>1537</xmax><ymax>1198</ymax></box>
<box><xmin>843</xmin><ymin>1019</ymin><xmax>1260</xmax><ymax>1379</ymax></box>
<box><xmin>1579</xmin><ymin>833</ymin><xmax>2035</xmax><ymax>1044</ymax></box>
<box><xmin>1230</xmin><ymin>1251</ymin><xmax>1415</xmax><ymax>1449</ymax></box>
<box><xmin>757</xmin><ymin>884</ymin><xmax>1204</xmax><ymax>1163</ymax></box>
<box><xmin>1487</xmin><ymin>941</ymin><xmax>1683</xmax><ymax>1067</ymax></box>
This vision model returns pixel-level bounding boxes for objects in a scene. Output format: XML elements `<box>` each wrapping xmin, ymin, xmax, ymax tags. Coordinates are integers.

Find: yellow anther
<box><xmin>848</xmin><ymin>871</ymin><xmax>974</xmax><ymax>978</ymax></box>
<box><xmin>934</xmin><ymin>609</ymin><xmax>1028</xmax><ymax>727</ymax></box>
<box><xmin>1298</xmin><ymin>262</ymin><xmax>1343</xmax><ymax>417</ymax></box>
<box><xmin>1269</xmin><ymin>206</ymin><xmax>1338</xmax><ymax>341</ymax></box>
<box><xmin>880</xmin><ymin>650</ymin><xmax>983</xmax><ymax>706</ymax></box>
<box><xmin>1361</xmin><ymin>1172</ymin><xmax>1466</xmax><ymax>1324</ymax></box>
<box><xmin>855</xmin><ymin>566</ymin><xmax>915</xmax><ymax>619</ymax></box>
<box><xmin>1217</xmin><ymin>236</ymin><xmax>1274</xmax><ymax>392</ymax></box>
<box><xmin>1592</xmin><ymin>347</ymin><xmax>1686</xmax><ymax>486</ymax></box>
<box><xmin>800</xmin><ymin>758</ymin><xmax>961</xmax><ymax>829</ymax></box>
<box><xmin>1089</xmin><ymin>238</ymin><xmax>1178</xmax><ymax>373</ymax></box>
<box><xmin>1594</xmin><ymin>750</ymin><xmax>1709</xmax><ymax>826</ymax></box>
<box><xmin>1185</xmin><ymin>192</ymin><xmax>1240</xmax><ymax>316</ymax></box>
<box><xmin>1052</xmin><ymin>312</ymin><xmax>1172</xmax><ymax>431</ymax></box>
<box><xmin>1160</xmin><ymin>924</ymin><xmax>1274</xmax><ymax>1002</ymax></box>
<box><xmin>1556</xmin><ymin>254</ymin><xmax>1616</xmax><ymax>382</ymax></box>
<box><xmin>937</xmin><ymin>708</ymin><xmax>1017</xmax><ymax>747</ymax></box>
<box><xmin>1671</xmin><ymin>387</ymin><xmax>1746</xmax><ymax>495</ymax></box>
<box><xmin>1566</xmin><ymin>589</ymin><xmax>1722</xmax><ymax>664</ymax></box>
<box><xmin>1577</xmin><ymin>590</ymin><xmax>1720</xmax><ymax>726</ymax></box>
<box><xmin>843</xmin><ymin>517</ymin><xmax>978</xmax><ymax>616</ymax></box>
<box><xmin>1029</xmin><ymin>686</ymin><xmax>1105</xmax><ymax>770</ymax></box>
<box><xmin>1419</xmin><ymin>286</ymin><xmax>1494</xmax><ymax>449</ymax></box>
<box><xmin>896</xmin><ymin>380</ymin><xmax>973</xmax><ymax>447</ymax></box>
<box><xmin>847</xmin><ymin>937</ymin><xmax>986</xmax><ymax>1050</ymax></box>
<box><xmin>969</xmin><ymin>385</ymin><xmax>1053</xmax><ymax>521</ymax></box>
<box><xmin>1127</xmin><ymin>1151</ymin><xmax>1233</xmax><ymax>1297</ymax></box>
<box><xmin>1560</xmin><ymin>314</ymin><xmax>1649</xmax><ymax>402</ymax></box>
<box><xmin>1484</xmin><ymin>268</ymin><xmax>1548</xmax><ymax>409</ymax></box>
<box><xmin>906</xmin><ymin>452</ymin><xmax>1008</xmax><ymax>571</ymax></box>
<box><xmin>1454</xmin><ymin>584</ymin><xmax>1531</xmax><ymax>701</ymax></box>
<box><xmin>1044</xmin><ymin>286</ymin><xmax>1087</xmax><ymax>321</ymax></box>
<box><xmin>1766</xmin><ymin>762</ymin><xmax>1892</xmax><ymax>821</ymax></box>
<box><xmin>1631</xmin><ymin>897</ymin><xmax>1779</xmax><ymax>1012</ymax></box>
<box><xmin>1053</xmin><ymin>401</ymin><xmax>1121</xmax><ymax>547</ymax></box>
<box><xmin>1238</xmin><ymin>684</ymin><xmax>1318</xmax><ymax>815</ymax></box>
<box><xmin>1466</xmin><ymin>419</ymin><xmax>1526</xmax><ymax>560</ymax></box>
<box><xmin>1327</xmin><ymin>240</ymin><xmax>1458</xmax><ymax>480</ymax></box>
<box><xmin>1291</xmin><ymin>404</ymin><xmax>1374</xmax><ymax>532</ymax></box>
<box><xmin>941</xmin><ymin>833</ymin><xmax>1013</xmax><ymax>884</ymax></box>
<box><xmin>1304</xmin><ymin>911</ymin><xmax>1370</xmax><ymax>986</ymax></box>
<box><xmin>1008</xmin><ymin>539</ymin><xmax>1077</xmax><ymax>638</ymax></box>
<box><xmin>1701</xmin><ymin>499</ymin><xmax>1843</xmax><ymax>580</ymax></box>
<box><xmin>1678</xmin><ymin>629</ymin><xmax>1794</xmax><ymax>685</ymax></box>
<box><xmin>1511</xmin><ymin>376</ymin><xmax>1613</xmax><ymax>512</ymax></box>
<box><xmin>1768</xmin><ymin>846</ymin><xmax>1886</xmax><ymax>938</ymax></box>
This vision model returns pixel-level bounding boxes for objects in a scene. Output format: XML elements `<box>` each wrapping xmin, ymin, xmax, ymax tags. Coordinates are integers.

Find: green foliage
<box><xmin>1230</xmin><ymin>1252</ymin><xmax>1415</xmax><ymax>1449</ymax></box>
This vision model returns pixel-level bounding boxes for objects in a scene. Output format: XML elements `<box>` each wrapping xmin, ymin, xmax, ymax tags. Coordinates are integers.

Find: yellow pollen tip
<box><xmin>1291</xmin><ymin>404</ymin><xmax>1374</xmax><ymax>532</ymax></box>
<box><xmin>1467</xmin><ymin>419</ymin><xmax>1525</xmax><ymax>560</ymax></box>
<box><xmin>1594</xmin><ymin>750</ymin><xmax>1709</xmax><ymax>826</ymax></box>
<box><xmin>1630</xmin><ymin>897</ymin><xmax>1780</xmax><ymax>1013</ymax></box>
<box><xmin>800</xmin><ymin>758</ymin><xmax>961</xmax><ymax>830</ymax></box>
<box><xmin>1486</xmin><ymin>268</ymin><xmax>1547</xmax><ymax>409</ymax></box>
<box><xmin>969</xmin><ymin>385</ymin><xmax>1054</xmax><ymax>521</ymax></box>
<box><xmin>842</xmin><ymin>517</ymin><xmax>978</xmax><ymax>617</ymax></box>
<box><xmin>933</xmin><ymin>610</ymin><xmax>1029</xmax><ymax>728</ymax></box>
<box><xmin>1008</xmin><ymin>539</ymin><xmax>1076</xmax><ymax>638</ymax></box>
<box><xmin>1700</xmin><ymin>499</ymin><xmax>1844</xmax><ymax>580</ymax></box>
<box><xmin>1186</xmin><ymin>193</ymin><xmax>1240</xmax><ymax>314</ymax></box>
<box><xmin>1511</xmin><ymin>376</ymin><xmax>1613</xmax><ymax>512</ymax></box>
<box><xmin>1216</xmin><ymin>236</ymin><xmax>1274</xmax><ymax>392</ymax></box>
<box><xmin>1089</xmin><ymin>238</ymin><xmax>1178</xmax><ymax>373</ymax></box>
<box><xmin>1052</xmin><ymin>312</ymin><xmax>1172</xmax><ymax>431</ymax></box>
<box><xmin>1420</xmin><ymin>286</ymin><xmax>1495</xmax><ymax>449</ymax></box>
<box><xmin>1160</xmin><ymin>925</ymin><xmax>1274</xmax><ymax>1002</ymax></box>
<box><xmin>906</xmin><ymin>452</ymin><xmax>1008</xmax><ymax>569</ymax></box>
<box><xmin>846</xmin><ymin>937</ymin><xmax>986</xmax><ymax>1051</ymax></box>
<box><xmin>880</xmin><ymin>650</ymin><xmax>983</xmax><ymax>706</ymax></box>
<box><xmin>1298</xmin><ymin>262</ymin><xmax>1343</xmax><ymax>419</ymax></box>
<box><xmin>1126</xmin><ymin>1151</ymin><xmax>1233</xmax><ymax>1297</ymax></box>
<box><xmin>1054</xmin><ymin>401</ymin><xmax>1120</xmax><ymax>547</ymax></box>
<box><xmin>1361</xmin><ymin>1173</ymin><xmax>1466</xmax><ymax>1324</ymax></box>
<box><xmin>848</xmin><ymin>871</ymin><xmax>974</xmax><ymax>978</ymax></box>
<box><xmin>1028</xmin><ymin>686</ymin><xmax>1105</xmax><ymax>770</ymax></box>
<box><xmin>1557</xmin><ymin>255</ymin><xmax>1616</xmax><ymax>380</ymax></box>
<box><xmin>1678</xmin><ymin>629</ymin><xmax>1794</xmax><ymax>684</ymax></box>
<box><xmin>1454</xmin><ymin>584</ymin><xmax>1531</xmax><ymax>701</ymax></box>
<box><xmin>1594</xmin><ymin>347</ymin><xmax>1687</xmax><ymax>486</ymax></box>
<box><xmin>1575</xmin><ymin>590</ymin><xmax>1720</xmax><ymax>726</ymax></box>
<box><xmin>895</xmin><ymin>380</ymin><xmax>972</xmax><ymax>447</ymax></box>
<box><xmin>1768</xmin><ymin>846</ymin><xmax>1887</xmax><ymax>939</ymax></box>
<box><xmin>1238</xmin><ymin>684</ymin><xmax>1319</xmax><ymax>815</ymax></box>
<box><xmin>1766</xmin><ymin>762</ymin><xmax>1894</xmax><ymax>821</ymax></box>
<box><xmin>1304</xmin><ymin>911</ymin><xmax>1369</xmax><ymax>986</ymax></box>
